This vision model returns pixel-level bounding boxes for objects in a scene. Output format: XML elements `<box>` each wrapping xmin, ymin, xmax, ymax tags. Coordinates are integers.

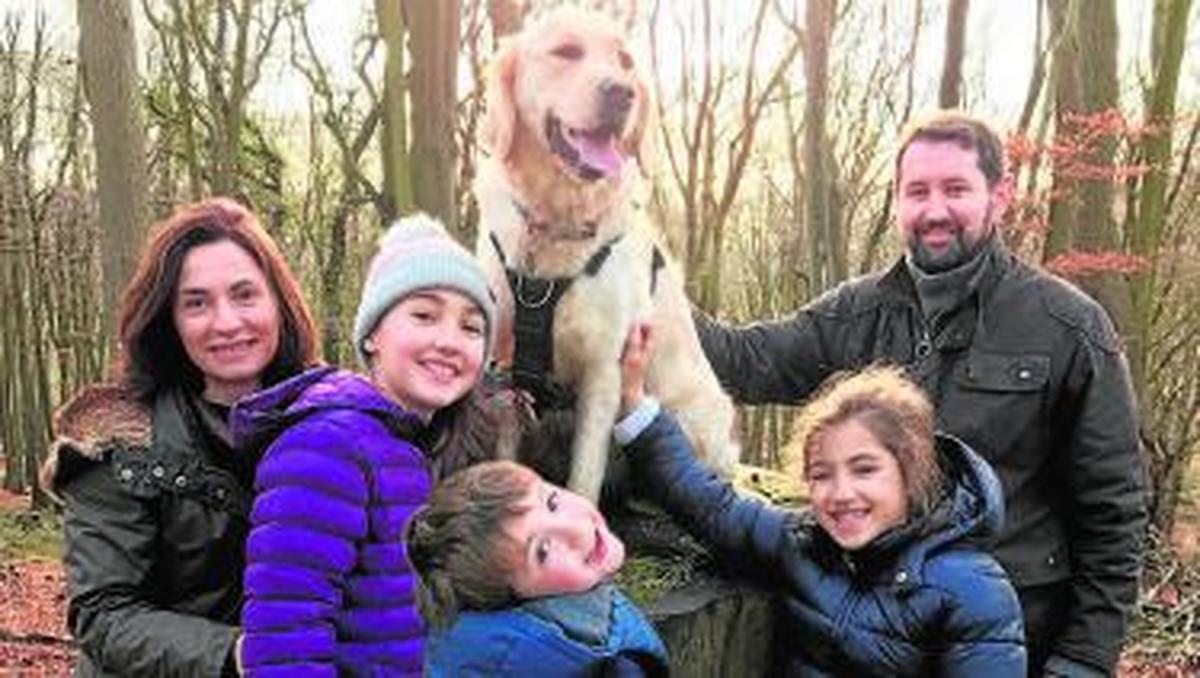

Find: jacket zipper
<box><xmin>914</xmin><ymin>314</ymin><xmax>934</xmax><ymax>363</ymax></box>
<box><xmin>833</xmin><ymin>553</ymin><xmax>861</xmax><ymax>634</ymax></box>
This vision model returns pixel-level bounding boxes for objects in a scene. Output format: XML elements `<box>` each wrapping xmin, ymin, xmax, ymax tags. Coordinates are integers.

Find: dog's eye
<box><xmin>618</xmin><ymin>50</ymin><xmax>634</xmax><ymax>70</ymax></box>
<box><xmin>551</xmin><ymin>43</ymin><xmax>584</xmax><ymax>61</ymax></box>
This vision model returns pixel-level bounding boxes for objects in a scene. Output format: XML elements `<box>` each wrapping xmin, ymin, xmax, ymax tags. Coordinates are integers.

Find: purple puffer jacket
<box><xmin>231</xmin><ymin>366</ymin><xmax>431</xmax><ymax>677</ymax></box>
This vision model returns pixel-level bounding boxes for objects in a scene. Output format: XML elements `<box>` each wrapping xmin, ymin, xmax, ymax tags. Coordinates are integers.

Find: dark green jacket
<box><xmin>43</xmin><ymin>385</ymin><xmax>250</xmax><ymax>677</ymax></box>
<box><xmin>696</xmin><ymin>245</ymin><xmax>1146</xmax><ymax>673</ymax></box>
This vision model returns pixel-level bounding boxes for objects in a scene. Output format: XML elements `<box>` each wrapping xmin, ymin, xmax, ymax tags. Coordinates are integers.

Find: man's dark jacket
<box><xmin>696</xmin><ymin>245</ymin><xmax>1146</xmax><ymax>673</ymax></box>
<box><xmin>42</xmin><ymin>385</ymin><xmax>247</xmax><ymax>676</ymax></box>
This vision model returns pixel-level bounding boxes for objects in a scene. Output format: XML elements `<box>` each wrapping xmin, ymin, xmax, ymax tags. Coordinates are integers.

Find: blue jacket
<box><xmin>629</xmin><ymin>412</ymin><xmax>1025</xmax><ymax>677</ymax></box>
<box><xmin>426</xmin><ymin>583</ymin><xmax>668</xmax><ymax>677</ymax></box>
<box><xmin>231</xmin><ymin>367</ymin><xmax>431</xmax><ymax>677</ymax></box>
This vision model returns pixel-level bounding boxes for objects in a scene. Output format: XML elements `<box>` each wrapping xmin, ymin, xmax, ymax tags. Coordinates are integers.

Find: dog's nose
<box><xmin>599</xmin><ymin>80</ymin><xmax>634</xmax><ymax>126</ymax></box>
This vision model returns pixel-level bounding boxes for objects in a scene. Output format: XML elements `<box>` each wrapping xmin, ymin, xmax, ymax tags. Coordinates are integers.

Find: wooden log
<box><xmin>646</xmin><ymin>576</ymin><xmax>775</xmax><ymax>677</ymax></box>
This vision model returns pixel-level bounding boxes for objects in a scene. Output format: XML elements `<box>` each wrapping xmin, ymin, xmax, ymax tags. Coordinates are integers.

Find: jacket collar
<box><xmin>817</xmin><ymin>433</ymin><xmax>1005</xmax><ymax>592</ymax></box>
<box><xmin>230</xmin><ymin>366</ymin><xmax>425</xmax><ymax>453</ymax></box>
<box><xmin>877</xmin><ymin>241</ymin><xmax>1016</xmax><ymax>353</ymax></box>
<box><xmin>879</xmin><ymin>239</ymin><xmax>1013</xmax><ymax>308</ymax></box>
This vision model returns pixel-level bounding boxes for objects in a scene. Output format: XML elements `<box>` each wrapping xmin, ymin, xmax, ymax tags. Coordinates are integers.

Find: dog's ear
<box><xmin>624</xmin><ymin>71</ymin><xmax>656</xmax><ymax>175</ymax></box>
<box><xmin>483</xmin><ymin>41</ymin><xmax>520</xmax><ymax>162</ymax></box>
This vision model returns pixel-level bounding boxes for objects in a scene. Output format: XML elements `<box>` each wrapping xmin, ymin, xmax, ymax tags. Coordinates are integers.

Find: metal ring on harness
<box><xmin>515</xmin><ymin>274</ymin><xmax>556</xmax><ymax>308</ymax></box>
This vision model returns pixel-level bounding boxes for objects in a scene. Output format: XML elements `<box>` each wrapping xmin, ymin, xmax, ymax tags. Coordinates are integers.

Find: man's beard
<box><xmin>907</xmin><ymin>204</ymin><xmax>997</xmax><ymax>273</ymax></box>
<box><xmin>909</xmin><ymin>230</ymin><xmax>973</xmax><ymax>273</ymax></box>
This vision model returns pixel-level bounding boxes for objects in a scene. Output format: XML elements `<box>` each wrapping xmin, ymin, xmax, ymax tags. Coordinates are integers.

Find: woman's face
<box><xmin>501</xmin><ymin>473</ymin><xmax>625</xmax><ymax>599</ymax></box>
<box><xmin>805</xmin><ymin>418</ymin><xmax>908</xmax><ymax>551</ymax></box>
<box><xmin>173</xmin><ymin>239</ymin><xmax>281</xmax><ymax>405</ymax></box>
<box><xmin>365</xmin><ymin>288</ymin><xmax>486</xmax><ymax>419</ymax></box>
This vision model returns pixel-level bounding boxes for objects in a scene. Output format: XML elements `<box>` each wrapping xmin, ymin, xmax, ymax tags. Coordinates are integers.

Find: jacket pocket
<box><xmin>958</xmin><ymin>350</ymin><xmax>1050</xmax><ymax>393</ymax></box>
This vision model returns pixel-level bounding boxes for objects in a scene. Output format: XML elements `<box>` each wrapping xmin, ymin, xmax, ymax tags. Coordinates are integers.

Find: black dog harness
<box><xmin>489</xmin><ymin>229</ymin><xmax>665</xmax><ymax>412</ymax></box>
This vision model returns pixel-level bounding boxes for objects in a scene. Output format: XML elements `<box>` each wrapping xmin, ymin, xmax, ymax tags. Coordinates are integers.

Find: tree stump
<box><xmin>646</xmin><ymin>576</ymin><xmax>775</xmax><ymax>677</ymax></box>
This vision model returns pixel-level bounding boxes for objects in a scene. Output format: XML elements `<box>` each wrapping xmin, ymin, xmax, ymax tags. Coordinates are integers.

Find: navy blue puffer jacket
<box><xmin>628</xmin><ymin>412</ymin><xmax>1025</xmax><ymax>677</ymax></box>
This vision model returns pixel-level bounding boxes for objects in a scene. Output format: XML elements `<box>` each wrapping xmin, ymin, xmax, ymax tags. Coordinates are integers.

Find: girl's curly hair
<box><xmin>788</xmin><ymin>365</ymin><xmax>942</xmax><ymax>517</ymax></box>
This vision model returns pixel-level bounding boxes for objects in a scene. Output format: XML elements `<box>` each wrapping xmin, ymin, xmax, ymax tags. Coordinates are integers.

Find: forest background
<box><xmin>0</xmin><ymin>0</ymin><xmax>1198</xmax><ymax>671</ymax></box>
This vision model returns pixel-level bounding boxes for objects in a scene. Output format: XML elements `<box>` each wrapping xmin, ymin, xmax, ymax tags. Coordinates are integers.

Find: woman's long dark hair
<box><xmin>116</xmin><ymin>197</ymin><xmax>319</xmax><ymax>401</ymax></box>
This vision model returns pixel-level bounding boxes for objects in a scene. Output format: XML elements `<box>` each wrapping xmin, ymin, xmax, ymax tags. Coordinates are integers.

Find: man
<box><xmin>697</xmin><ymin>110</ymin><xmax>1146</xmax><ymax>676</ymax></box>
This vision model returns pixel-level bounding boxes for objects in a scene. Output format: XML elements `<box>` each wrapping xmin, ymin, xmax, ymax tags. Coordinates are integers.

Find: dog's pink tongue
<box><xmin>576</xmin><ymin>135</ymin><xmax>624</xmax><ymax>176</ymax></box>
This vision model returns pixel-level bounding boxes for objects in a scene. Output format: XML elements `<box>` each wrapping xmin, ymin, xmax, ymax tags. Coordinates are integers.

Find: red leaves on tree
<box><xmin>1045</xmin><ymin>251</ymin><xmax>1149</xmax><ymax>278</ymax></box>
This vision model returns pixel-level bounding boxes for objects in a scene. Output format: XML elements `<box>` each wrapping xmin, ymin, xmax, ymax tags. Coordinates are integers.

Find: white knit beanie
<box><xmin>352</xmin><ymin>213</ymin><xmax>496</xmax><ymax>365</ymax></box>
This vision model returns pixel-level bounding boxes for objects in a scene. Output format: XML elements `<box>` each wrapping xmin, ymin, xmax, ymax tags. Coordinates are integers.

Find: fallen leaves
<box><xmin>0</xmin><ymin>559</ymin><xmax>74</xmax><ymax>674</ymax></box>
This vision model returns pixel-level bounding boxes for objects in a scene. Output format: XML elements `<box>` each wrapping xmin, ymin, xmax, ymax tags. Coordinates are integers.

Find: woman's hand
<box><xmin>619</xmin><ymin>322</ymin><xmax>654</xmax><ymax>416</ymax></box>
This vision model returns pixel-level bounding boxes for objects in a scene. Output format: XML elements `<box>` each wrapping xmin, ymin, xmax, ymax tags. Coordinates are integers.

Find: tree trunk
<box><xmin>803</xmin><ymin>0</ymin><xmax>844</xmax><ymax>292</ymax></box>
<box><xmin>1127</xmin><ymin>0</ymin><xmax>1195</xmax><ymax>530</ymax></box>
<box><xmin>377</xmin><ymin>0</ymin><xmax>412</xmax><ymax>222</ymax></box>
<box><xmin>405</xmin><ymin>0</ymin><xmax>461</xmax><ymax>235</ymax></box>
<box><xmin>1045</xmin><ymin>0</ymin><xmax>1081</xmax><ymax>257</ymax></box>
<box><xmin>647</xmin><ymin>577</ymin><xmax>775</xmax><ymax>678</ymax></box>
<box><xmin>1127</xmin><ymin>0</ymin><xmax>1192</xmax><ymax>400</ymax></box>
<box><xmin>77</xmin><ymin>0</ymin><xmax>149</xmax><ymax>339</ymax></box>
<box><xmin>938</xmin><ymin>0</ymin><xmax>969</xmax><ymax>108</ymax></box>
<box><xmin>1071</xmin><ymin>0</ymin><xmax>1132</xmax><ymax>338</ymax></box>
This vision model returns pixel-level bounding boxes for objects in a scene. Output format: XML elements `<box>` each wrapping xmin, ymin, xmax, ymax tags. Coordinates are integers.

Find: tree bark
<box><xmin>1128</xmin><ymin>0</ymin><xmax>1192</xmax><ymax>397</ymax></box>
<box><xmin>1071</xmin><ymin>0</ymin><xmax>1132</xmax><ymax>337</ymax></box>
<box><xmin>404</xmin><ymin>0</ymin><xmax>461</xmax><ymax>235</ymax></box>
<box><xmin>802</xmin><ymin>0</ymin><xmax>844</xmax><ymax>292</ymax></box>
<box><xmin>377</xmin><ymin>0</ymin><xmax>412</xmax><ymax>222</ymax></box>
<box><xmin>938</xmin><ymin>0</ymin><xmax>969</xmax><ymax>108</ymax></box>
<box><xmin>648</xmin><ymin>577</ymin><xmax>775</xmax><ymax>678</ymax></box>
<box><xmin>1127</xmin><ymin>0</ymin><xmax>1195</xmax><ymax>530</ymax></box>
<box><xmin>1045</xmin><ymin>0</ymin><xmax>1081</xmax><ymax>257</ymax></box>
<box><xmin>77</xmin><ymin>0</ymin><xmax>149</xmax><ymax>338</ymax></box>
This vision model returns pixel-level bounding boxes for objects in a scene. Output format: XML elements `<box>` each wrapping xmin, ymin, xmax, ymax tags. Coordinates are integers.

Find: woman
<box><xmin>231</xmin><ymin>213</ymin><xmax>512</xmax><ymax>676</ymax></box>
<box><xmin>41</xmin><ymin>197</ymin><xmax>318</xmax><ymax>677</ymax></box>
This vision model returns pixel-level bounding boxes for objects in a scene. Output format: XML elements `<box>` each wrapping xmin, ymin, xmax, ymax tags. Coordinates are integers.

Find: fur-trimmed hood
<box><xmin>39</xmin><ymin>384</ymin><xmax>152</xmax><ymax>503</ymax></box>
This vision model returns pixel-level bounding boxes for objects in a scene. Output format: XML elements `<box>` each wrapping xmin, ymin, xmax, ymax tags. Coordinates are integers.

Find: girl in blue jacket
<box><xmin>617</xmin><ymin>326</ymin><xmax>1025</xmax><ymax>676</ymax></box>
<box><xmin>406</xmin><ymin>460</ymin><xmax>668</xmax><ymax>676</ymax></box>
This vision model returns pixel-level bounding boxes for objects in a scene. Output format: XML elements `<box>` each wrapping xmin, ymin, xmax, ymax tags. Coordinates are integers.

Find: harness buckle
<box><xmin>514</xmin><ymin>274</ymin><xmax>557</xmax><ymax>308</ymax></box>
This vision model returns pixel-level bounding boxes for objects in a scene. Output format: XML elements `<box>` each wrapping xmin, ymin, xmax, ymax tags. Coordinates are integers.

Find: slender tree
<box><xmin>801</xmin><ymin>0</ymin><xmax>843</xmax><ymax>293</ymax></box>
<box><xmin>404</xmin><ymin>0</ymin><xmax>462</xmax><ymax>235</ymax></box>
<box><xmin>76</xmin><ymin>0</ymin><xmax>148</xmax><ymax>342</ymax></box>
<box><xmin>291</xmin><ymin>7</ymin><xmax>384</xmax><ymax>362</ymax></box>
<box><xmin>1125</xmin><ymin>0</ymin><xmax>1196</xmax><ymax>530</ymax></box>
<box><xmin>938</xmin><ymin>0</ymin><xmax>969</xmax><ymax>108</ymax></box>
<box><xmin>376</xmin><ymin>0</ymin><xmax>412</xmax><ymax>221</ymax></box>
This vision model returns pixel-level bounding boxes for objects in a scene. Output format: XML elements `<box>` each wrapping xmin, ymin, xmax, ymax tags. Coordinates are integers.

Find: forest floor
<box><xmin>1</xmin><ymin>459</ymin><xmax>1199</xmax><ymax>676</ymax></box>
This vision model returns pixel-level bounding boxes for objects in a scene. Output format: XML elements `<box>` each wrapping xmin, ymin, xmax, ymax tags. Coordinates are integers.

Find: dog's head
<box><xmin>483</xmin><ymin>7</ymin><xmax>653</xmax><ymax>186</ymax></box>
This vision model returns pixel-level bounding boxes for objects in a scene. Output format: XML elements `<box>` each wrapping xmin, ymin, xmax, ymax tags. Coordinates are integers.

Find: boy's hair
<box><xmin>789</xmin><ymin>365</ymin><xmax>943</xmax><ymax>517</ymax></box>
<box><xmin>405</xmin><ymin>460</ymin><xmax>536</xmax><ymax>629</ymax></box>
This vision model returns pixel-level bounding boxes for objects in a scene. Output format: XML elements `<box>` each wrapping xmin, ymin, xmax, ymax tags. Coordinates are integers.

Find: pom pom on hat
<box><xmin>352</xmin><ymin>213</ymin><xmax>496</xmax><ymax>365</ymax></box>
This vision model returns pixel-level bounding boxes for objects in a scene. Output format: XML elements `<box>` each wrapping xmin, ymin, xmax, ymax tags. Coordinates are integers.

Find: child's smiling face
<box><xmin>500</xmin><ymin>473</ymin><xmax>625</xmax><ymax>598</ymax></box>
<box><xmin>806</xmin><ymin>418</ymin><xmax>909</xmax><ymax>551</ymax></box>
<box><xmin>365</xmin><ymin>288</ymin><xmax>486</xmax><ymax>418</ymax></box>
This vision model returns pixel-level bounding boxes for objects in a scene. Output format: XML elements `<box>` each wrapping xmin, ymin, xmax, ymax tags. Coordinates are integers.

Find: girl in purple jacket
<box><xmin>231</xmin><ymin>213</ymin><xmax>498</xmax><ymax>676</ymax></box>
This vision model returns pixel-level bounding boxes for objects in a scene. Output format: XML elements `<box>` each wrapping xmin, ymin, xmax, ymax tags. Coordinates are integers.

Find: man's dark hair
<box><xmin>895</xmin><ymin>110</ymin><xmax>1006</xmax><ymax>187</ymax></box>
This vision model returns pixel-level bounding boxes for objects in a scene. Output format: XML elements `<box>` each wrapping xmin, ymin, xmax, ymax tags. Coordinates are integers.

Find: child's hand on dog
<box><xmin>620</xmin><ymin>322</ymin><xmax>654</xmax><ymax>416</ymax></box>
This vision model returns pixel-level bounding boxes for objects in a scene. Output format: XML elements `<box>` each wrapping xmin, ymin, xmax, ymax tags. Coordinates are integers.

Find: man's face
<box><xmin>895</xmin><ymin>140</ymin><xmax>1012</xmax><ymax>272</ymax></box>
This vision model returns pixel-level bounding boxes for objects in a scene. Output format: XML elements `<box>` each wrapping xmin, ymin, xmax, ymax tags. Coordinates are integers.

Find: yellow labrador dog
<box><xmin>476</xmin><ymin>7</ymin><xmax>739</xmax><ymax>501</ymax></box>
